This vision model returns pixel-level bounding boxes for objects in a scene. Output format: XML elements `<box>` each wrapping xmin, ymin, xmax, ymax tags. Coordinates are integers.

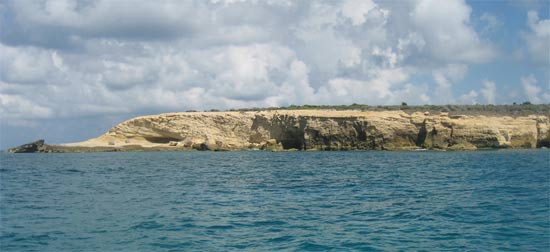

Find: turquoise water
<box><xmin>1</xmin><ymin>150</ymin><xmax>549</xmax><ymax>251</ymax></box>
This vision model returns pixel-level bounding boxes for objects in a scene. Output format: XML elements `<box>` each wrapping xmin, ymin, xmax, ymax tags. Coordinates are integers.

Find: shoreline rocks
<box><xmin>6</xmin><ymin>140</ymin><xmax>46</xmax><ymax>153</ymax></box>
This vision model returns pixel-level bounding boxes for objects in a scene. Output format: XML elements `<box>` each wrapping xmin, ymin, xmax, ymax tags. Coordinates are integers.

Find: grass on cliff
<box><xmin>216</xmin><ymin>103</ymin><xmax>550</xmax><ymax>117</ymax></box>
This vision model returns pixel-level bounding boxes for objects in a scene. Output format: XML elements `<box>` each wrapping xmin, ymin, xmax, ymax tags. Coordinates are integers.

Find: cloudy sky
<box><xmin>0</xmin><ymin>0</ymin><xmax>549</xmax><ymax>148</ymax></box>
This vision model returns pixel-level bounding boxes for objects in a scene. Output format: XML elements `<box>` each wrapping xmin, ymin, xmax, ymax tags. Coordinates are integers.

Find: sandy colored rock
<box><xmin>61</xmin><ymin>110</ymin><xmax>550</xmax><ymax>151</ymax></box>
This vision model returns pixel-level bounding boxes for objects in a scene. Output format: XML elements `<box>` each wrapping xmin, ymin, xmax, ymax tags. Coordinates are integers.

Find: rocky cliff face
<box><xmin>65</xmin><ymin>110</ymin><xmax>550</xmax><ymax>151</ymax></box>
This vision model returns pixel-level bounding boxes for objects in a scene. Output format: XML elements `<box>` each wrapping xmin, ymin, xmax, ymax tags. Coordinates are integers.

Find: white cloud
<box><xmin>522</xmin><ymin>10</ymin><xmax>550</xmax><ymax>65</ymax></box>
<box><xmin>340</xmin><ymin>46</ymin><xmax>362</xmax><ymax>68</ymax></box>
<box><xmin>388</xmin><ymin>82</ymin><xmax>431</xmax><ymax>105</ymax></box>
<box><xmin>458</xmin><ymin>90</ymin><xmax>479</xmax><ymax>104</ymax></box>
<box><xmin>314</xmin><ymin>67</ymin><xmax>432</xmax><ymax>106</ymax></box>
<box><xmin>431</xmin><ymin>64</ymin><xmax>469</xmax><ymax>104</ymax></box>
<box><xmin>480</xmin><ymin>79</ymin><xmax>497</xmax><ymax>104</ymax></box>
<box><xmin>0</xmin><ymin>0</ymin><xmax>505</xmax><ymax>124</ymax></box>
<box><xmin>527</xmin><ymin>11</ymin><xmax>550</xmax><ymax>36</ymax></box>
<box><xmin>341</xmin><ymin>0</ymin><xmax>377</xmax><ymax>26</ymax></box>
<box><xmin>275</xmin><ymin>60</ymin><xmax>315</xmax><ymax>106</ymax></box>
<box><xmin>291</xmin><ymin>2</ymin><xmax>360</xmax><ymax>74</ymax></box>
<box><xmin>396</xmin><ymin>32</ymin><xmax>426</xmax><ymax>60</ymax></box>
<box><xmin>101</xmin><ymin>61</ymin><xmax>159</xmax><ymax>90</ymax></box>
<box><xmin>521</xmin><ymin>74</ymin><xmax>550</xmax><ymax>104</ymax></box>
<box><xmin>0</xmin><ymin>93</ymin><xmax>53</xmax><ymax>119</ymax></box>
<box><xmin>0</xmin><ymin>45</ymin><xmax>61</xmax><ymax>85</ymax></box>
<box><xmin>410</xmin><ymin>0</ymin><xmax>497</xmax><ymax>63</ymax></box>
<box><xmin>371</xmin><ymin>46</ymin><xmax>399</xmax><ymax>68</ymax></box>
<box><xmin>0</xmin><ymin>42</ymin><xmax>318</xmax><ymax>118</ymax></box>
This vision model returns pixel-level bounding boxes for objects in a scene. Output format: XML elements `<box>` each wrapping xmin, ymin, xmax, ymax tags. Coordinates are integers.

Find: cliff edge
<box><xmin>55</xmin><ymin>110</ymin><xmax>550</xmax><ymax>152</ymax></box>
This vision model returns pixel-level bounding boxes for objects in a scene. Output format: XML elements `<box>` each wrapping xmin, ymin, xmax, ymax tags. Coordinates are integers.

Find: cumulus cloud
<box><xmin>431</xmin><ymin>64</ymin><xmax>468</xmax><ymax>104</ymax></box>
<box><xmin>0</xmin><ymin>0</ymin><xmax>504</xmax><ymax>125</ymax></box>
<box><xmin>2</xmin><ymin>0</ymin><xmax>202</xmax><ymax>48</ymax></box>
<box><xmin>341</xmin><ymin>0</ymin><xmax>378</xmax><ymax>26</ymax></box>
<box><xmin>316</xmin><ymin>67</ymin><xmax>410</xmax><ymax>104</ymax></box>
<box><xmin>0</xmin><ymin>45</ymin><xmax>62</xmax><ymax>85</ymax></box>
<box><xmin>522</xmin><ymin>10</ymin><xmax>550</xmax><ymax>65</ymax></box>
<box><xmin>480</xmin><ymin>79</ymin><xmax>497</xmax><ymax>104</ymax></box>
<box><xmin>0</xmin><ymin>93</ymin><xmax>53</xmax><ymax>119</ymax></box>
<box><xmin>409</xmin><ymin>0</ymin><xmax>497</xmax><ymax>63</ymax></box>
<box><xmin>521</xmin><ymin>74</ymin><xmax>550</xmax><ymax>104</ymax></box>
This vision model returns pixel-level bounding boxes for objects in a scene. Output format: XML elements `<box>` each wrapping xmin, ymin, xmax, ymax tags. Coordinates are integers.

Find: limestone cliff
<box><xmin>63</xmin><ymin>110</ymin><xmax>550</xmax><ymax>151</ymax></box>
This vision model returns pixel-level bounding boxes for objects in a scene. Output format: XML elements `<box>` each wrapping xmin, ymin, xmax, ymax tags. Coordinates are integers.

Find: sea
<box><xmin>0</xmin><ymin>150</ymin><xmax>548</xmax><ymax>251</ymax></box>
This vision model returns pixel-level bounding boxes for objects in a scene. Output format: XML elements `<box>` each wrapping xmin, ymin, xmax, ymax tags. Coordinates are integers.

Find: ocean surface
<box><xmin>0</xmin><ymin>150</ymin><xmax>548</xmax><ymax>251</ymax></box>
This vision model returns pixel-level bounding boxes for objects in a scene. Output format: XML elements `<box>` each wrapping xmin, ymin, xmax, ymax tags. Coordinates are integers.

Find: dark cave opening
<box><xmin>144</xmin><ymin>136</ymin><xmax>181</xmax><ymax>144</ymax></box>
<box><xmin>279</xmin><ymin>129</ymin><xmax>306</xmax><ymax>150</ymax></box>
<box><xmin>415</xmin><ymin>121</ymin><xmax>428</xmax><ymax>147</ymax></box>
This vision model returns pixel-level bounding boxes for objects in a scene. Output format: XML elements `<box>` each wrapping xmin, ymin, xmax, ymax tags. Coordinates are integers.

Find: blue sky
<box><xmin>0</xmin><ymin>0</ymin><xmax>548</xmax><ymax>148</ymax></box>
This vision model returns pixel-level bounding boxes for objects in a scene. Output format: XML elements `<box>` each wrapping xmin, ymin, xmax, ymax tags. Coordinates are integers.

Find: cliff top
<box><xmin>183</xmin><ymin>104</ymin><xmax>549</xmax><ymax>117</ymax></box>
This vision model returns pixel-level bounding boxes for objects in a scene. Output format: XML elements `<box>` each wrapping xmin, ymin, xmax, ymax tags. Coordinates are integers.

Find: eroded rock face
<box><xmin>64</xmin><ymin>110</ymin><xmax>550</xmax><ymax>151</ymax></box>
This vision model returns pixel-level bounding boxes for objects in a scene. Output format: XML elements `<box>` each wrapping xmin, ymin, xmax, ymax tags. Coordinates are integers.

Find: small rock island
<box><xmin>7</xmin><ymin>106</ymin><xmax>550</xmax><ymax>153</ymax></box>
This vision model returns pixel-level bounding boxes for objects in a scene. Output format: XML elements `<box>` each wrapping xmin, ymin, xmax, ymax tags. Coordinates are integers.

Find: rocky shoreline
<box><xmin>6</xmin><ymin>109</ymin><xmax>550</xmax><ymax>153</ymax></box>
<box><xmin>5</xmin><ymin>139</ymin><xmax>179</xmax><ymax>153</ymax></box>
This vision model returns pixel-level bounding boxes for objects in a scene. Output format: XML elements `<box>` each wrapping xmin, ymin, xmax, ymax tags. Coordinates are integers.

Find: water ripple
<box><xmin>1</xmin><ymin>150</ymin><xmax>548</xmax><ymax>251</ymax></box>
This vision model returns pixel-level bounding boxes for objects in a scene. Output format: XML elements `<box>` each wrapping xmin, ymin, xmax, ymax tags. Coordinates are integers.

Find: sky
<box><xmin>0</xmin><ymin>0</ymin><xmax>549</xmax><ymax>149</ymax></box>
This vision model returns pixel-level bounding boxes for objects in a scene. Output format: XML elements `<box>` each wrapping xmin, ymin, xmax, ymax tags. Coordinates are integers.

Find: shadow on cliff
<box><xmin>250</xmin><ymin>114</ymin><xmax>393</xmax><ymax>150</ymax></box>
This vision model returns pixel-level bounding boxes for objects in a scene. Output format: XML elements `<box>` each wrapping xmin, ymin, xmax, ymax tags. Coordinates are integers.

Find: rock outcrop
<box><xmin>59</xmin><ymin>110</ymin><xmax>550</xmax><ymax>151</ymax></box>
<box><xmin>6</xmin><ymin>140</ymin><xmax>46</xmax><ymax>153</ymax></box>
<box><xmin>5</xmin><ymin>139</ymin><xmax>126</xmax><ymax>153</ymax></box>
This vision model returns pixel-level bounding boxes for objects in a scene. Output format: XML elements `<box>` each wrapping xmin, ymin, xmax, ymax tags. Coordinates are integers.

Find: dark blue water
<box><xmin>1</xmin><ymin>150</ymin><xmax>549</xmax><ymax>251</ymax></box>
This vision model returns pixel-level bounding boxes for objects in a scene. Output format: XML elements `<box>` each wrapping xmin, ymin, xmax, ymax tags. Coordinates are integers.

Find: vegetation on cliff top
<box><xmin>209</xmin><ymin>103</ymin><xmax>550</xmax><ymax>117</ymax></box>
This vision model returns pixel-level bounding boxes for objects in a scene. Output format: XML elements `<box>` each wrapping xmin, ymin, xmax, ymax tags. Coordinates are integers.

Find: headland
<box><xmin>7</xmin><ymin>104</ymin><xmax>550</xmax><ymax>153</ymax></box>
